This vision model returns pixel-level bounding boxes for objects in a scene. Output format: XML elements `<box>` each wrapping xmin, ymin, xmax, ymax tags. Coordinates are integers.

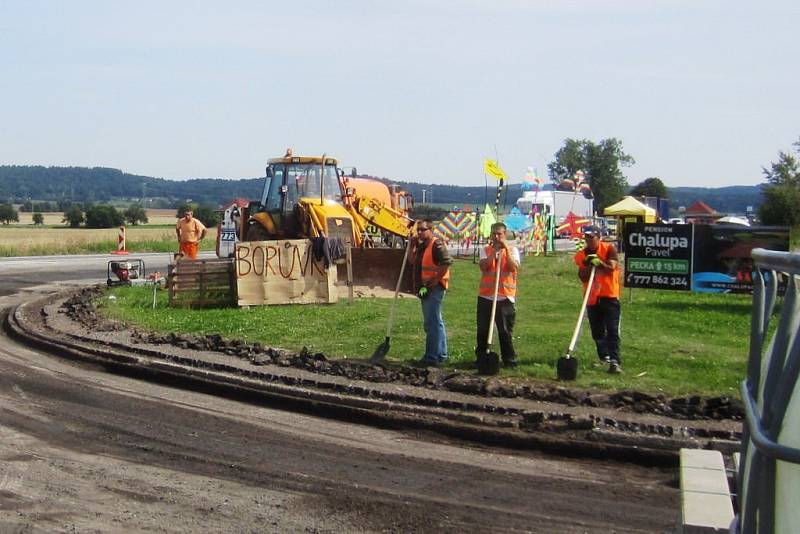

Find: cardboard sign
<box><xmin>624</xmin><ymin>223</ymin><xmax>693</xmax><ymax>290</ymax></box>
<box><xmin>235</xmin><ymin>239</ymin><xmax>337</xmax><ymax>306</ymax></box>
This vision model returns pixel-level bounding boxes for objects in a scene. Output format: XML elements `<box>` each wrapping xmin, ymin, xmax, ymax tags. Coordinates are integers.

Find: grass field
<box><xmin>100</xmin><ymin>252</ymin><xmax>756</xmax><ymax>398</ymax></box>
<box><xmin>0</xmin><ymin>210</ymin><xmax>216</xmax><ymax>256</ymax></box>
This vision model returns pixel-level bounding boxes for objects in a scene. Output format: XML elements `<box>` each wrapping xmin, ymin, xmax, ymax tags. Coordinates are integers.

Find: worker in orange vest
<box><xmin>574</xmin><ymin>225</ymin><xmax>622</xmax><ymax>374</ymax></box>
<box><xmin>409</xmin><ymin>218</ymin><xmax>453</xmax><ymax>367</ymax></box>
<box><xmin>476</xmin><ymin>222</ymin><xmax>520</xmax><ymax>368</ymax></box>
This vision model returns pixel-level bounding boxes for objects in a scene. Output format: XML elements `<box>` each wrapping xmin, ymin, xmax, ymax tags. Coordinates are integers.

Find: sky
<box><xmin>1</xmin><ymin>0</ymin><xmax>798</xmax><ymax>188</ymax></box>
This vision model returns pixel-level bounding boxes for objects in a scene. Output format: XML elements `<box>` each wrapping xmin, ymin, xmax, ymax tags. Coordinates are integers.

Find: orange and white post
<box><xmin>111</xmin><ymin>225</ymin><xmax>129</xmax><ymax>255</ymax></box>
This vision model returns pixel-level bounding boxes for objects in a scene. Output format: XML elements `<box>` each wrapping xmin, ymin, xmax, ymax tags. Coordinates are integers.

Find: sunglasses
<box><xmin>417</xmin><ymin>227</ymin><xmax>431</xmax><ymax>232</ymax></box>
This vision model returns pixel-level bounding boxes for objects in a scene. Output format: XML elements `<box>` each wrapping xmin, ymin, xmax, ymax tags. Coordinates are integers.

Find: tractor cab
<box><xmin>247</xmin><ymin>155</ymin><xmax>355</xmax><ymax>243</ymax></box>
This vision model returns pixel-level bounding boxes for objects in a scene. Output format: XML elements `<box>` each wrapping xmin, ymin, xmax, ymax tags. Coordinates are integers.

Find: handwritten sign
<box><xmin>235</xmin><ymin>239</ymin><xmax>337</xmax><ymax>306</ymax></box>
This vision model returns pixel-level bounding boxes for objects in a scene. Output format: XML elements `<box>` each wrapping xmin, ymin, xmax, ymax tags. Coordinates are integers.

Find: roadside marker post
<box><xmin>111</xmin><ymin>226</ymin><xmax>129</xmax><ymax>255</ymax></box>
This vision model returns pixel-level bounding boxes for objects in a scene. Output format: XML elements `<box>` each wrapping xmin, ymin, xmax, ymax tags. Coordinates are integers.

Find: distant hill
<box><xmin>0</xmin><ymin>165</ymin><xmax>261</xmax><ymax>206</ymax></box>
<box><xmin>667</xmin><ymin>185</ymin><xmax>764</xmax><ymax>215</ymax></box>
<box><xmin>0</xmin><ymin>165</ymin><xmax>764</xmax><ymax>215</ymax></box>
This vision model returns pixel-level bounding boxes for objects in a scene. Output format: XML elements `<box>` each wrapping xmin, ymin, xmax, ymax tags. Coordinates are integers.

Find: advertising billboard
<box><xmin>623</xmin><ymin>223</ymin><xmax>693</xmax><ymax>290</ymax></box>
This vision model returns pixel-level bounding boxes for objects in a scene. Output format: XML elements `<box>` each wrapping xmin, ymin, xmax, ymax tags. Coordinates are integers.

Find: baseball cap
<box><xmin>582</xmin><ymin>225</ymin><xmax>601</xmax><ymax>236</ymax></box>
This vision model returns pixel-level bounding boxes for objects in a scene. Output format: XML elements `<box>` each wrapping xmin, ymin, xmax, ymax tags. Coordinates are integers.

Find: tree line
<box><xmin>0</xmin><ymin>202</ymin><xmax>221</xmax><ymax>229</ymax></box>
<box><xmin>3</xmin><ymin>137</ymin><xmax>789</xmax><ymax>222</ymax></box>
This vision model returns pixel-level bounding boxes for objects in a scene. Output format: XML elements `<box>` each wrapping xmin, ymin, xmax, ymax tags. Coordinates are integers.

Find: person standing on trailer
<box><xmin>574</xmin><ymin>225</ymin><xmax>623</xmax><ymax>374</ymax></box>
<box><xmin>176</xmin><ymin>209</ymin><xmax>207</xmax><ymax>260</ymax></box>
<box><xmin>475</xmin><ymin>222</ymin><xmax>520</xmax><ymax>368</ymax></box>
<box><xmin>409</xmin><ymin>218</ymin><xmax>453</xmax><ymax>367</ymax></box>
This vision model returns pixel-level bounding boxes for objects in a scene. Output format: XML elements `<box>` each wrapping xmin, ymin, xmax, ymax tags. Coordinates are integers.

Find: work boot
<box><xmin>593</xmin><ymin>356</ymin><xmax>611</xmax><ymax>369</ymax></box>
<box><xmin>608</xmin><ymin>362</ymin><xmax>623</xmax><ymax>374</ymax></box>
<box><xmin>503</xmin><ymin>359</ymin><xmax>518</xmax><ymax>369</ymax></box>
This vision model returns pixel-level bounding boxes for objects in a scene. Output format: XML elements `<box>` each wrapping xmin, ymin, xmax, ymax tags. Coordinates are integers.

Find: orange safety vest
<box><xmin>421</xmin><ymin>238</ymin><xmax>450</xmax><ymax>290</ymax></box>
<box><xmin>575</xmin><ymin>241</ymin><xmax>620</xmax><ymax>305</ymax></box>
<box><xmin>479</xmin><ymin>247</ymin><xmax>517</xmax><ymax>298</ymax></box>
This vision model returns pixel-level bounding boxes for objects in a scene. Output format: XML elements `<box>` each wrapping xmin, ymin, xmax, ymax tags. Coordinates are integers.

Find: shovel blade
<box><xmin>556</xmin><ymin>356</ymin><xmax>579</xmax><ymax>381</ymax></box>
<box><xmin>477</xmin><ymin>351</ymin><xmax>501</xmax><ymax>375</ymax></box>
<box><xmin>370</xmin><ymin>337</ymin><xmax>391</xmax><ymax>363</ymax></box>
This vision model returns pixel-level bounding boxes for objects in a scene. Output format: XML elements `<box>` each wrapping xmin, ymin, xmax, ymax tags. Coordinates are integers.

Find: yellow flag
<box><xmin>483</xmin><ymin>159</ymin><xmax>507</xmax><ymax>181</ymax></box>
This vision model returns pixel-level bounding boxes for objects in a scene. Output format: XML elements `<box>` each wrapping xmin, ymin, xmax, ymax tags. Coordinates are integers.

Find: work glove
<box><xmin>590</xmin><ymin>256</ymin><xmax>603</xmax><ymax>267</ymax></box>
<box><xmin>574</xmin><ymin>238</ymin><xmax>586</xmax><ymax>251</ymax></box>
<box><xmin>583</xmin><ymin>253</ymin><xmax>598</xmax><ymax>266</ymax></box>
<box><xmin>417</xmin><ymin>286</ymin><xmax>429</xmax><ymax>299</ymax></box>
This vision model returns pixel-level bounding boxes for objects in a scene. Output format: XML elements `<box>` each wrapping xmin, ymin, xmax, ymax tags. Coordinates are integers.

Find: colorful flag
<box><xmin>483</xmin><ymin>159</ymin><xmax>507</xmax><ymax>181</ymax></box>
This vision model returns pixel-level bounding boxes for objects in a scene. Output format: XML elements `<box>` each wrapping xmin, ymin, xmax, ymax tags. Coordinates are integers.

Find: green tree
<box><xmin>63</xmin><ymin>205</ymin><xmax>84</xmax><ymax>228</ymax></box>
<box><xmin>762</xmin><ymin>140</ymin><xmax>800</xmax><ymax>188</ymax></box>
<box><xmin>630</xmin><ymin>177</ymin><xmax>668</xmax><ymax>199</ymax></box>
<box><xmin>759</xmin><ymin>186</ymin><xmax>800</xmax><ymax>226</ymax></box>
<box><xmin>32</xmin><ymin>212</ymin><xmax>44</xmax><ymax>225</ymax></box>
<box><xmin>193</xmin><ymin>205</ymin><xmax>220</xmax><ymax>228</ymax></box>
<box><xmin>548</xmin><ymin>138</ymin><xmax>634</xmax><ymax>212</ymax></box>
<box><xmin>759</xmin><ymin>138</ymin><xmax>800</xmax><ymax>226</ymax></box>
<box><xmin>85</xmin><ymin>205</ymin><xmax>124</xmax><ymax>228</ymax></box>
<box><xmin>123</xmin><ymin>203</ymin><xmax>149</xmax><ymax>225</ymax></box>
<box><xmin>21</xmin><ymin>200</ymin><xmax>33</xmax><ymax>212</ymax></box>
<box><xmin>0</xmin><ymin>203</ymin><xmax>19</xmax><ymax>224</ymax></box>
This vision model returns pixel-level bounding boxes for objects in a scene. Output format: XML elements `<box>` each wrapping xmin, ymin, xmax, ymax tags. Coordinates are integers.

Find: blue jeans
<box><xmin>420</xmin><ymin>284</ymin><xmax>448</xmax><ymax>363</ymax></box>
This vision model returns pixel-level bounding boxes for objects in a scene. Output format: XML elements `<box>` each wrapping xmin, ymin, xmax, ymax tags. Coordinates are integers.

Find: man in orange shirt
<box><xmin>175</xmin><ymin>210</ymin><xmax>207</xmax><ymax>260</ymax></box>
<box><xmin>574</xmin><ymin>225</ymin><xmax>622</xmax><ymax>374</ymax></box>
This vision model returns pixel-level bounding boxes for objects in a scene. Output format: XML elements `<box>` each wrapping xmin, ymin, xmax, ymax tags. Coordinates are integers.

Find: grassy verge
<box><xmin>99</xmin><ymin>252</ymin><xmax>755</xmax><ymax>398</ymax></box>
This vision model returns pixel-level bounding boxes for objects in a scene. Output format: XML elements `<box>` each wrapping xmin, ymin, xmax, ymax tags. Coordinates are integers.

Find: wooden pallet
<box><xmin>168</xmin><ymin>258</ymin><xmax>237</xmax><ymax>308</ymax></box>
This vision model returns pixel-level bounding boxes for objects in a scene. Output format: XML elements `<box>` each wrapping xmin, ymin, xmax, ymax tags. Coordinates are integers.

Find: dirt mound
<box><xmin>66</xmin><ymin>287</ymin><xmax>744</xmax><ymax>422</ymax></box>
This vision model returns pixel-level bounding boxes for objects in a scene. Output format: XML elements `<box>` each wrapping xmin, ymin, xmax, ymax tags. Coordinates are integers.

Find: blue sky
<box><xmin>1</xmin><ymin>0</ymin><xmax>797</xmax><ymax>188</ymax></box>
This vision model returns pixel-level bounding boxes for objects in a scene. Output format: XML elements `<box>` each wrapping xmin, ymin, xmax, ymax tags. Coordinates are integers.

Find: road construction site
<box><xmin>0</xmin><ymin>284</ymin><xmax>704</xmax><ymax>532</ymax></box>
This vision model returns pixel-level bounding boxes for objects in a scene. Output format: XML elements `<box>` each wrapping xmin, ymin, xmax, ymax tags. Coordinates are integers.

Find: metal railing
<box><xmin>734</xmin><ymin>248</ymin><xmax>800</xmax><ymax>533</ymax></box>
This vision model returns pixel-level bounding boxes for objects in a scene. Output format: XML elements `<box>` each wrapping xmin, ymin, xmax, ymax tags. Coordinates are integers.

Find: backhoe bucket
<box><xmin>346</xmin><ymin>248</ymin><xmax>413</xmax><ymax>292</ymax></box>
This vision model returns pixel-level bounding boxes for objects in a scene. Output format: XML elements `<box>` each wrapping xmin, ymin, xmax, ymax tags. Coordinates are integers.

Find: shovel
<box><xmin>557</xmin><ymin>265</ymin><xmax>596</xmax><ymax>381</ymax></box>
<box><xmin>370</xmin><ymin>230</ymin><xmax>414</xmax><ymax>363</ymax></box>
<box><xmin>477</xmin><ymin>251</ymin><xmax>502</xmax><ymax>375</ymax></box>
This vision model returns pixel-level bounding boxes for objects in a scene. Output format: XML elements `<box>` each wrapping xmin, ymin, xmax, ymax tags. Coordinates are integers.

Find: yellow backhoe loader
<box><xmin>239</xmin><ymin>152</ymin><xmax>414</xmax><ymax>289</ymax></box>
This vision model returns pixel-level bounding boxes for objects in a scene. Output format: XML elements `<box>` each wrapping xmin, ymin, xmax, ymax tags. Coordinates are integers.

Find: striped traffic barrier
<box><xmin>111</xmin><ymin>225</ymin><xmax>129</xmax><ymax>255</ymax></box>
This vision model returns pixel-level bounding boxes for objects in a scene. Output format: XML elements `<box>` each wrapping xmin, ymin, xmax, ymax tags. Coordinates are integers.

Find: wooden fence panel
<box><xmin>168</xmin><ymin>258</ymin><xmax>236</xmax><ymax>308</ymax></box>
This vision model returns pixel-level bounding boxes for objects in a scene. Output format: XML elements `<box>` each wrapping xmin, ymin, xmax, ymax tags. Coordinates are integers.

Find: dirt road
<box><xmin>0</xmin><ymin>331</ymin><xmax>679</xmax><ymax>533</ymax></box>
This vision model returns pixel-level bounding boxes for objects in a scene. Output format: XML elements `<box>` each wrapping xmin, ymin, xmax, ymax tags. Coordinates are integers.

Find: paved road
<box><xmin>0</xmin><ymin>254</ymin><xmax>679</xmax><ymax>532</ymax></box>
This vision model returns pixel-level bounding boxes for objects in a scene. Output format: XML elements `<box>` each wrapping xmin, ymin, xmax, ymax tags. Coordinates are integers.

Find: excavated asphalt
<box><xmin>5</xmin><ymin>285</ymin><xmax>744</xmax><ymax>465</ymax></box>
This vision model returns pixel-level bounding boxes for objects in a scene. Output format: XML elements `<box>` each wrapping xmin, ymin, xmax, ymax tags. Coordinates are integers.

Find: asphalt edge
<box><xmin>3</xmin><ymin>291</ymin><xmax>739</xmax><ymax>466</ymax></box>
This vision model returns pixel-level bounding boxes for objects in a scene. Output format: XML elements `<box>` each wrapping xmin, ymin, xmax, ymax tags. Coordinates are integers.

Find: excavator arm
<box><xmin>349</xmin><ymin>196</ymin><xmax>414</xmax><ymax>238</ymax></box>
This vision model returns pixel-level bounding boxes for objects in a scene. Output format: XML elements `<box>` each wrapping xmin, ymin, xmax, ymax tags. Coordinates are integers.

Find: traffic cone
<box><xmin>111</xmin><ymin>225</ymin><xmax>129</xmax><ymax>255</ymax></box>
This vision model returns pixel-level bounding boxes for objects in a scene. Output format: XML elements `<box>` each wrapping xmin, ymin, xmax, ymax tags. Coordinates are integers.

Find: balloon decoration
<box><xmin>434</xmin><ymin>210</ymin><xmax>477</xmax><ymax>242</ymax></box>
<box><xmin>478</xmin><ymin>203</ymin><xmax>497</xmax><ymax>239</ymax></box>
<box><xmin>555</xmin><ymin>211</ymin><xmax>592</xmax><ymax>239</ymax></box>
<box><xmin>521</xmin><ymin>167</ymin><xmax>546</xmax><ymax>191</ymax></box>
<box><xmin>529</xmin><ymin>212</ymin><xmax>550</xmax><ymax>256</ymax></box>
<box><xmin>556</xmin><ymin>170</ymin><xmax>593</xmax><ymax>198</ymax></box>
<box><xmin>502</xmin><ymin>207</ymin><xmax>532</xmax><ymax>233</ymax></box>
<box><xmin>521</xmin><ymin>167</ymin><xmax>536</xmax><ymax>190</ymax></box>
<box><xmin>558</xmin><ymin>178</ymin><xmax>575</xmax><ymax>191</ymax></box>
